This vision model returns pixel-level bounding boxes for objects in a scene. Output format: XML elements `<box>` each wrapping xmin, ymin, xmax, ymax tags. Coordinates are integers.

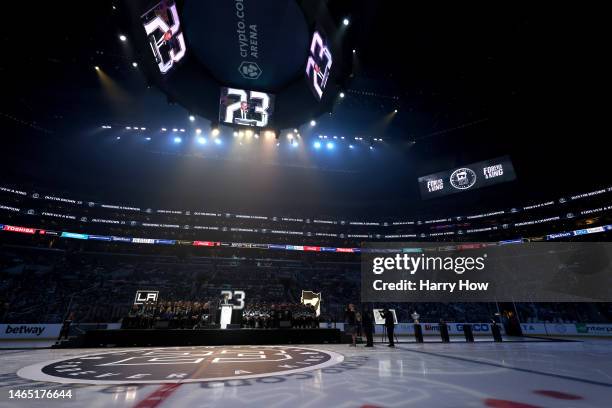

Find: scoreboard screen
<box><xmin>219</xmin><ymin>87</ymin><xmax>275</xmax><ymax>128</ymax></box>
<box><xmin>126</xmin><ymin>0</ymin><xmax>347</xmax><ymax>129</ymax></box>
<box><xmin>418</xmin><ymin>156</ymin><xmax>517</xmax><ymax>200</ymax></box>
<box><xmin>140</xmin><ymin>1</ymin><xmax>186</xmax><ymax>75</ymax></box>
<box><xmin>305</xmin><ymin>31</ymin><xmax>333</xmax><ymax>100</ymax></box>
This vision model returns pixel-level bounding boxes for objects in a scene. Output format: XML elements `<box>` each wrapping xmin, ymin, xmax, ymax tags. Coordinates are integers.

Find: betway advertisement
<box><xmin>0</xmin><ymin>324</ymin><xmax>62</xmax><ymax>339</ymax></box>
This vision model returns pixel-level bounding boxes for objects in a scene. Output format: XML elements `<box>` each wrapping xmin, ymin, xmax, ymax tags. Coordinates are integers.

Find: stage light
<box><xmin>196</xmin><ymin>128</ymin><xmax>202</xmax><ymax>134</ymax></box>
<box><xmin>125</xmin><ymin>126</ymin><xmax>131</xmax><ymax>130</ymax></box>
<box><xmin>116</xmin><ymin>136</ymin><xmax>121</xmax><ymax>140</ymax></box>
<box><xmin>287</xmin><ymin>133</ymin><xmax>293</xmax><ymax>140</ymax></box>
<box><xmin>179</xmin><ymin>128</ymin><xmax>185</xmax><ymax>132</ymax></box>
<box><xmin>94</xmin><ymin>66</ymin><xmax>100</xmax><ymax>71</ymax></box>
<box><xmin>339</xmin><ymin>92</ymin><xmax>345</xmax><ymax>98</ymax></box>
<box><xmin>189</xmin><ymin>115</ymin><xmax>195</xmax><ymax>122</ymax></box>
<box><xmin>276</xmin><ymin>142</ymin><xmax>280</xmax><ymax>146</ymax></box>
<box><xmin>314</xmin><ymin>141</ymin><xmax>321</xmax><ymax>149</ymax></box>
<box><xmin>174</xmin><ymin>137</ymin><xmax>182</xmax><ymax>143</ymax></box>
<box><xmin>343</xmin><ymin>18</ymin><xmax>350</xmax><ymax>26</ymax></box>
<box><xmin>310</xmin><ymin>120</ymin><xmax>316</xmax><ymax>127</ymax></box>
<box><xmin>326</xmin><ymin>142</ymin><xmax>334</xmax><ymax>150</ymax></box>
<box><xmin>211</xmin><ymin>128</ymin><xmax>220</xmax><ymax>136</ymax></box>
<box><xmin>132</xmin><ymin>62</ymin><xmax>138</xmax><ymax>68</ymax></box>
<box><xmin>341</xmin><ymin>136</ymin><xmax>345</xmax><ymax>139</ymax></box>
<box><xmin>119</xmin><ymin>34</ymin><xmax>127</xmax><ymax>42</ymax></box>
<box><xmin>161</xmin><ymin>128</ymin><xmax>167</xmax><ymax>132</ymax></box>
<box><xmin>197</xmin><ymin>137</ymin><xmax>207</xmax><ymax>145</ymax></box>
<box><xmin>333</xmin><ymin>136</ymin><xmax>338</xmax><ymax>139</ymax></box>
<box><xmin>349</xmin><ymin>144</ymin><xmax>354</xmax><ymax>149</ymax></box>
<box><xmin>140</xmin><ymin>127</ymin><xmax>146</xmax><ymax>130</ymax></box>
<box><xmin>369</xmin><ymin>145</ymin><xmax>373</xmax><ymax>150</ymax></box>
<box><xmin>172</xmin><ymin>128</ymin><xmax>178</xmax><ymax>132</ymax></box>
<box><xmin>352</xmin><ymin>49</ymin><xmax>356</xmax><ymax>54</ymax></box>
<box><xmin>293</xmin><ymin>128</ymin><xmax>298</xmax><ymax>133</ymax></box>
<box><xmin>233</xmin><ymin>131</ymin><xmax>238</xmax><ymax>137</ymax></box>
<box><xmin>318</xmin><ymin>135</ymin><xmax>323</xmax><ymax>139</ymax></box>
<box><xmin>214</xmin><ymin>138</ymin><xmax>221</xmax><ymax>145</ymax></box>
<box><xmin>145</xmin><ymin>137</ymin><xmax>152</xmax><ymax>141</ymax></box>
<box><xmin>254</xmin><ymin>133</ymin><xmax>259</xmax><ymax>139</ymax></box>
<box><xmin>394</xmin><ymin>109</ymin><xmax>398</xmax><ymax>113</ymax></box>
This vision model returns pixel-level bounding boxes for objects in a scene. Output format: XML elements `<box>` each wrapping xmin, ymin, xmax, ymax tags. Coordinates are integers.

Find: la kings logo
<box><xmin>18</xmin><ymin>346</ymin><xmax>343</xmax><ymax>384</ymax></box>
<box><xmin>449</xmin><ymin>168</ymin><xmax>477</xmax><ymax>190</ymax></box>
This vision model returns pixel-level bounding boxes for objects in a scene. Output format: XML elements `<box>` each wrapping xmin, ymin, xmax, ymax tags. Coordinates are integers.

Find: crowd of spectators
<box><xmin>242</xmin><ymin>302</ymin><xmax>318</xmax><ymax>328</ymax></box>
<box><xmin>1</xmin><ymin>243</ymin><xmax>611</xmax><ymax>325</ymax></box>
<box><xmin>121</xmin><ymin>300</ymin><xmax>214</xmax><ymax>329</ymax></box>
<box><xmin>120</xmin><ymin>299</ymin><xmax>318</xmax><ymax>330</ymax></box>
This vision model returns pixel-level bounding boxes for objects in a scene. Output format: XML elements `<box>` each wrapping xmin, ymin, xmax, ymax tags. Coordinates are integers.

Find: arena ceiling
<box><xmin>0</xmin><ymin>2</ymin><xmax>608</xmax><ymax>215</ymax></box>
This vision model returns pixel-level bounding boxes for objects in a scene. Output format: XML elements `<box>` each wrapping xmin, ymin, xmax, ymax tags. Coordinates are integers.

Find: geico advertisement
<box><xmin>361</xmin><ymin>242</ymin><xmax>612</xmax><ymax>302</ymax></box>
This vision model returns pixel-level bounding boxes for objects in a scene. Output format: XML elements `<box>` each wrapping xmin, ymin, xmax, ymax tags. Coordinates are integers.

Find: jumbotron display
<box><xmin>219</xmin><ymin>87</ymin><xmax>274</xmax><ymax>127</ymax></box>
<box><xmin>140</xmin><ymin>1</ymin><xmax>186</xmax><ymax>74</ymax></box>
<box><xmin>306</xmin><ymin>31</ymin><xmax>333</xmax><ymax>100</ymax></box>
<box><xmin>121</xmin><ymin>0</ymin><xmax>348</xmax><ymax>129</ymax></box>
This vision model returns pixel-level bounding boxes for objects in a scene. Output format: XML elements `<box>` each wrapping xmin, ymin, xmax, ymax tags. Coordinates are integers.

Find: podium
<box><xmin>219</xmin><ymin>304</ymin><xmax>233</xmax><ymax>329</ymax></box>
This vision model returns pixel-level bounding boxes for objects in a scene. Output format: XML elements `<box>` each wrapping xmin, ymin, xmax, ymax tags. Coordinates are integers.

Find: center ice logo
<box><xmin>17</xmin><ymin>346</ymin><xmax>343</xmax><ymax>384</ymax></box>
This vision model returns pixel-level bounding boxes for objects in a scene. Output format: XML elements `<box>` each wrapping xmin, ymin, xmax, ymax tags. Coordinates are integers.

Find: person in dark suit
<box><xmin>344</xmin><ymin>304</ymin><xmax>357</xmax><ymax>346</ymax></box>
<box><xmin>57</xmin><ymin>312</ymin><xmax>75</xmax><ymax>343</ymax></box>
<box><xmin>380</xmin><ymin>308</ymin><xmax>395</xmax><ymax>347</ymax></box>
<box><xmin>362</xmin><ymin>304</ymin><xmax>374</xmax><ymax>347</ymax></box>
